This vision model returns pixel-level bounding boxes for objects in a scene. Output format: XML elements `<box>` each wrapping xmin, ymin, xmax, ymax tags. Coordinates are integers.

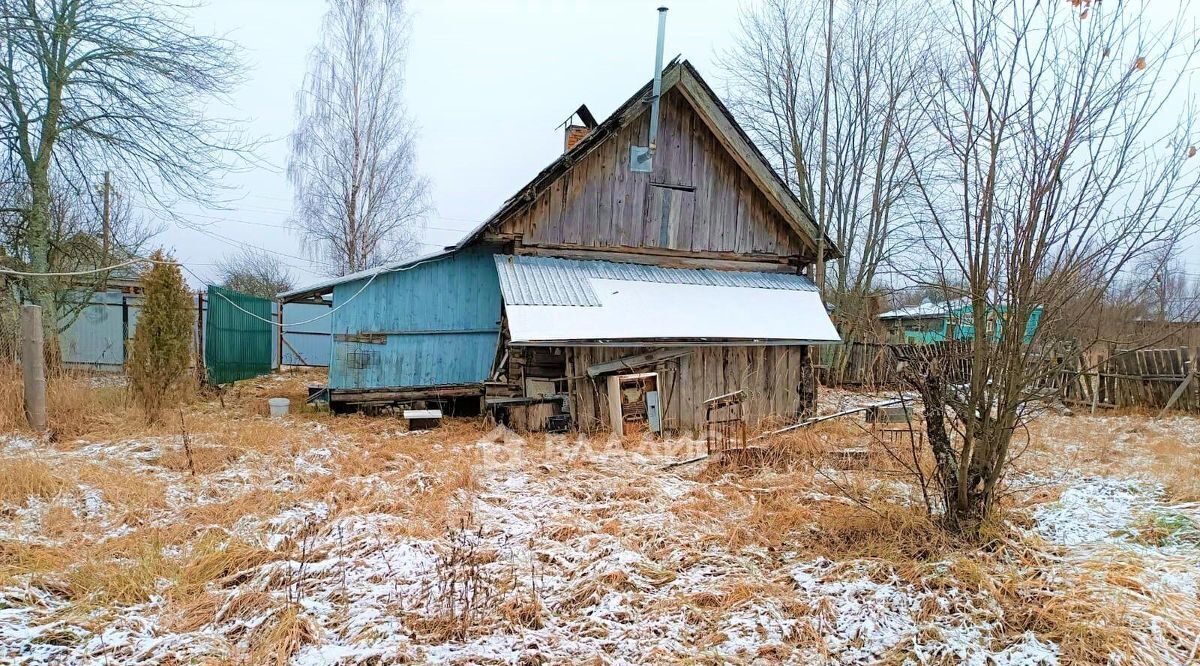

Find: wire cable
<box><xmin>1</xmin><ymin>252</ymin><xmax>445</xmax><ymax>328</ymax></box>
<box><xmin>182</xmin><ymin>255</ymin><xmax>446</xmax><ymax>328</ymax></box>
<box><xmin>0</xmin><ymin>258</ymin><xmax>148</xmax><ymax>277</ymax></box>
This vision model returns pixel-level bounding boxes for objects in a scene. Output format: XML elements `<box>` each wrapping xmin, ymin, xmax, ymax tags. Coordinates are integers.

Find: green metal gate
<box><xmin>205</xmin><ymin>285</ymin><xmax>273</xmax><ymax>385</ymax></box>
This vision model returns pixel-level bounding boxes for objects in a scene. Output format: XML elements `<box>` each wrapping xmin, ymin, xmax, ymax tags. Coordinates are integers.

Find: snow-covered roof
<box><xmin>495</xmin><ymin>255</ymin><xmax>839</xmax><ymax>346</ymax></box>
<box><xmin>877</xmin><ymin>297</ymin><xmax>970</xmax><ymax>320</ymax></box>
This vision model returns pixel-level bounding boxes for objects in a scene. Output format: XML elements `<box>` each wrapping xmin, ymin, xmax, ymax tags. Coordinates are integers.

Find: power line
<box><xmin>0</xmin><ymin>258</ymin><xmax>145</xmax><ymax>277</ymax></box>
<box><xmin>127</xmin><ymin>201</ymin><xmax>484</xmax><ymax>235</ymax></box>
<box><xmin>1</xmin><ymin>252</ymin><xmax>445</xmax><ymax>329</ymax></box>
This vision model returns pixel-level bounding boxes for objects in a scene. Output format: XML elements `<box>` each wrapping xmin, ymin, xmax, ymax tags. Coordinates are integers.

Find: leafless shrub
<box><xmin>897</xmin><ymin>1</ymin><xmax>1200</xmax><ymax>533</ymax></box>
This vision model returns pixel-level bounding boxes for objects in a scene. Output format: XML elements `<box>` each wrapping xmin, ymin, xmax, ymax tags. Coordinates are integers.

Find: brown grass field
<box><xmin>0</xmin><ymin>367</ymin><xmax>1197</xmax><ymax>664</ymax></box>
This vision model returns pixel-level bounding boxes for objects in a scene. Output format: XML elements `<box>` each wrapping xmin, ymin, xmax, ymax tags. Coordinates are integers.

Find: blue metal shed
<box><xmin>323</xmin><ymin>245</ymin><xmax>502</xmax><ymax>391</ymax></box>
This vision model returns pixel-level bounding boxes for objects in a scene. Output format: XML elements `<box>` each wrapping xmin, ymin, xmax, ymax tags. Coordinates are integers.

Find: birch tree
<box><xmin>0</xmin><ymin>0</ymin><xmax>249</xmax><ymax>351</ymax></box>
<box><xmin>288</xmin><ymin>0</ymin><xmax>430</xmax><ymax>277</ymax></box>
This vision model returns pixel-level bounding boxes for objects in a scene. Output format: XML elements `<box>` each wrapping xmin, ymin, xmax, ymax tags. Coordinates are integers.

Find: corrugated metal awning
<box><xmin>495</xmin><ymin>255</ymin><xmax>840</xmax><ymax>346</ymax></box>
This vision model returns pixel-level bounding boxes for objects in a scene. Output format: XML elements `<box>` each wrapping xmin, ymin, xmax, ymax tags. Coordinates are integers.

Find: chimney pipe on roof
<box><xmin>630</xmin><ymin>7</ymin><xmax>668</xmax><ymax>173</ymax></box>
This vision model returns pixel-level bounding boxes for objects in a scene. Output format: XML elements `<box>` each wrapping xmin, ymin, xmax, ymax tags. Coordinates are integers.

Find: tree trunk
<box><xmin>797</xmin><ymin>345</ymin><xmax>816</xmax><ymax>419</ymax></box>
<box><xmin>26</xmin><ymin>170</ymin><xmax>61</xmax><ymax>370</ymax></box>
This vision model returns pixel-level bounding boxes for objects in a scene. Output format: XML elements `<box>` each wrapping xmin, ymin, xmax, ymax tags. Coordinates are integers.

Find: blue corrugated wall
<box><xmin>282</xmin><ymin>302</ymin><xmax>332</xmax><ymax>367</ymax></box>
<box><xmin>329</xmin><ymin>246</ymin><xmax>502</xmax><ymax>390</ymax></box>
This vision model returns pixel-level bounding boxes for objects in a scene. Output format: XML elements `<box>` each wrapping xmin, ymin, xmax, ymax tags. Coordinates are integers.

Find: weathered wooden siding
<box><xmin>328</xmin><ymin>246</ymin><xmax>502</xmax><ymax>390</ymax></box>
<box><xmin>565</xmin><ymin>345</ymin><xmax>809</xmax><ymax>435</ymax></box>
<box><xmin>498</xmin><ymin>90</ymin><xmax>804</xmax><ymax>260</ymax></box>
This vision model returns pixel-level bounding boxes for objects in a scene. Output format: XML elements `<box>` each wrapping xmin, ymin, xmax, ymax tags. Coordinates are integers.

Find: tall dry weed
<box><xmin>0</xmin><ymin>362</ymin><xmax>128</xmax><ymax>438</ymax></box>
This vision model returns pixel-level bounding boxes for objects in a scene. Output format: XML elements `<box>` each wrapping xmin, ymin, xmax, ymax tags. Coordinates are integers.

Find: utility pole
<box><xmin>101</xmin><ymin>170</ymin><xmax>111</xmax><ymax>262</ymax></box>
<box><xmin>21</xmin><ymin>304</ymin><xmax>47</xmax><ymax>432</ymax></box>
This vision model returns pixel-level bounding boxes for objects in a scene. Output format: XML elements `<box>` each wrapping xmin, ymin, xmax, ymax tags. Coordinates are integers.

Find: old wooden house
<box><xmin>281</xmin><ymin>59</ymin><xmax>841</xmax><ymax>434</ymax></box>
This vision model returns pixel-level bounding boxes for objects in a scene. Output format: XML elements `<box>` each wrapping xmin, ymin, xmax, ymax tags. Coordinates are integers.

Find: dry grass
<box><xmin>175</xmin><ymin>532</ymin><xmax>280</xmax><ymax>599</ymax></box>
<box><xmin>0</xmin><ymin>540</ymin><xmax>71</xmax><ymax>585</ymax></box>
<box><xmin>61</xmin><ymin>538</ymin><xmax>172</xmax><ymax>605</ymax></box>
<box><xmin>1</xmin><ymin>370</ymin><xmax>1196</xmax><ymax>664</ymax></box>
<box><xmin>0</xmin><ymin>456</ymin><xmax>65</xmax><ymax>503</ymax></box>
<box><xmin>249</xmin><ymin>605</ymin><xmax>318</xmax><ymax>665</ymax></box>
<box><xmin>0</xmin><ymin>362</ymin><xmax>131</xmax><ymax>439</ymax></box>
<box><xmin>1024</xmin><ymin>413</ymin><xmax>1200</xmax><ymax>501</ymax></box>
<box><xmin>76</xmin><ymin>462</ymin><xmax>168</xmax><ymax>519</ymax></box>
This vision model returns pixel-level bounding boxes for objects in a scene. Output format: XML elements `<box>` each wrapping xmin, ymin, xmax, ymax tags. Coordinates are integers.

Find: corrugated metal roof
<box><xmin>502</xmin><ymin>274</ymin><xmax>840</xmax><ymax>345</ymax></box>
<box><xmin>278</xmin><ymin>247</ymin><xmax>459</xmax><ymax>301</ymax></box>
<box><xmin>494</xmin><ymin>255</ymin><xmax>818</xmax><ymax>307</ymax></box>
<box><xmin>878</xmin><ymin>297</ymin><xmax>970</xmax><ymax>320</ymax></box>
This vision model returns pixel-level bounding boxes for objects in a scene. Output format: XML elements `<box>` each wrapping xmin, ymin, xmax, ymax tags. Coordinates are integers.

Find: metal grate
<box><xmin>345</xmin><ymin>348</ymin><xmax>377</xmax><ymax>370</ymax></box>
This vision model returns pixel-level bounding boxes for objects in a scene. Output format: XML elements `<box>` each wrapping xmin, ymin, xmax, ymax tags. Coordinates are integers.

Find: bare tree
<box><xmin>0</xmin><ymin>177</ymin><xmax>160</xmax><ymax>327</ymax></box>
<box><xmin>215</xmin><ymin>248</ymin><xmax>295</xmax><ymax>300</ymax></box>
<box><xmin>722</xmin><ymin>0</ymin><xmax>933</xmax><ymax>335</ymax></box>
<box><xmin>0</xmin><ymin>0</ymin><xmax>250</xmax><ymax>353</ymax></box>
<box><xmin>901</xmin><ymin>0</ymin><xmax>1200</xmax><ymax>532</ymax></box>
<box><xmin>288</xmin><ymin>0</ymin><xmax>430</xmax><ymax>277</ymax></box>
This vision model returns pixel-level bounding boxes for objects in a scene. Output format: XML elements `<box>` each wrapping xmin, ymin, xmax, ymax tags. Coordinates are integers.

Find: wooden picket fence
<box><xmin>1056</xmin><ymin>347</ymin><xmax>1197</xmax><ymax>412</ymax></box>
<box><xmin>826</xmin><ymin>341</ymin><xmax>1197</xmax><ymax>414</ymax></box>
<box><xmin>822</xmin><ymin>341</ymin><xmax>973</xmax><ymax>388</ymax></box>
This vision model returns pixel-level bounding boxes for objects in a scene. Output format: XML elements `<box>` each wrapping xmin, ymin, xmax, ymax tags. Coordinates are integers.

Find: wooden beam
<box><xmin>1159</xmin><ymin>369</ymin><xmax>1196</xmax><ymax>417</ymax></box>
<box><xmin>330</xmin><ymin>385</ymin><xmax>483</xmax><ymax>403</ymax></box>
<box><xmin>587</xmin><ymin>348</ymin><xmax>693</xmax><ymax>377</ymax></box>
<box><xmin>513</xmin><ymin>243</ymin><xmax>803</xmax><ymax>273</ymax></box>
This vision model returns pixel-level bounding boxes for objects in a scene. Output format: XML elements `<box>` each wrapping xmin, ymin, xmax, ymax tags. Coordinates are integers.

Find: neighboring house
<box><xmin>56</xmin><ymin>261</ymin><xmax>145</xmax><ymax>370</ymax></box>
<box><xmin>878</xmin><ymin>298</ymin><xmax>1042</xmax><ymax>345</ymax></box>
<box><xmin>281</xmin><ymin>59</ymin><xmax>842</xmax><ymax>434</ymax></box>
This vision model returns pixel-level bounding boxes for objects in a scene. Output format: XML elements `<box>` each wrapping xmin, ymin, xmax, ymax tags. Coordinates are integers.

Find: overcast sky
<box><xmin>165</xmin><ymin>0</ymin><xmax>1199</xmax><ymax>290</ymax></box>
<box><xmin>168</xmin><ymin>0</ymin><xmax>742</xmax><ymax>288</ymax></box>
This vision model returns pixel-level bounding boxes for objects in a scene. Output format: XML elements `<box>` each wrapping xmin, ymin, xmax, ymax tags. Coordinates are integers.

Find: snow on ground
<box><xmin>0</xmin><ymin>402</ymin><xmax>1197</xmax><ymax>664</ymax></box>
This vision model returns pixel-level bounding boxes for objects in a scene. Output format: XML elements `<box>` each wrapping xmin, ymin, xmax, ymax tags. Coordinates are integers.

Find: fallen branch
<box><xmin>750</xmin><ymin>399</ymin><xmax>904</xmax><ymax>441</ymax></box>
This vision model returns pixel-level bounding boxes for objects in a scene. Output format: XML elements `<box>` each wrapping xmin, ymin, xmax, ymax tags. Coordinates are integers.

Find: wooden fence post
<box><xmin>21</xmin><ymin>305</ymin><xmax>47</xmax><ymax>432</ymax></box>
<box><xmin>195</xmin><ymin>289</ymin><xmax>206</xmax><ymax>385</ymax></box>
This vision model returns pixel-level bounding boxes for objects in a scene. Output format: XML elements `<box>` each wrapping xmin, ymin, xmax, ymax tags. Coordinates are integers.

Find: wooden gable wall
<box><xmin>496</xmin><ymin>89</ymin><xmax>808</xmax><ymax>264</ymax></box>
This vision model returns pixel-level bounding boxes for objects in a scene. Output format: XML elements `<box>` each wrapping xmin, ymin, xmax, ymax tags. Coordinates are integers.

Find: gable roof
<box><xmin>282</xmin><ymin>58</ymin><xmax>837</xmax><ymax>302</ymax></box>
<box><xmin>460</xmin><ymin>58</ymin><xmax>836</xmax><ymax>258</ymax></box>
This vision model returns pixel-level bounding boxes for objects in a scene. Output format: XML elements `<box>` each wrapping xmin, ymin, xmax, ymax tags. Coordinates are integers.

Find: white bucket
<box><xmin>268</xmin><ymin>398</ymin><xmax>290</xmax><ymax>418</ymax></box>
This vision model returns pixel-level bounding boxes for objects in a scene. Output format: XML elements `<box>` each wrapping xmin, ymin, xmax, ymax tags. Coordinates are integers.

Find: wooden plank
<box><xmin>545</xmin><ymin>178</ymin><xmax>566</xmax><ymax>245</ymax></box>
<box><xmin>675</xmin><ymin>99</ymin><xmax>696</xmax><ymax>252</ymax></box>
<box><xmin>628</xmin><ymin>116</ymin><xmax>651</xmax><ymax>248</ymax></box>
<box><xmin>1160</xmin><ymin>369</ymin><xmax>1196</xmax><ymax>416</ymax></box>
<box><xmin>596</xmin><ymin>133</ymin><xmax>617</xmax><ymax>247</ymax></box>
<box><xmin>577</xmin><ymin>152</ymin><xmax>599</xmax><ymax>247</ymax></box>
<box><xmin>678</xmin><ymin>350</ymin><xmax>695</xmax><ymax>436</ymax></box>
<box><xmin>690</xmin><ymin>126</ymin><xmax>711</xmax><ymax>252</ymax></box>
<box><xmin>676</xmin><ymin>70</ymin><xmax>825</xmax><ymax>258</ymax></box>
